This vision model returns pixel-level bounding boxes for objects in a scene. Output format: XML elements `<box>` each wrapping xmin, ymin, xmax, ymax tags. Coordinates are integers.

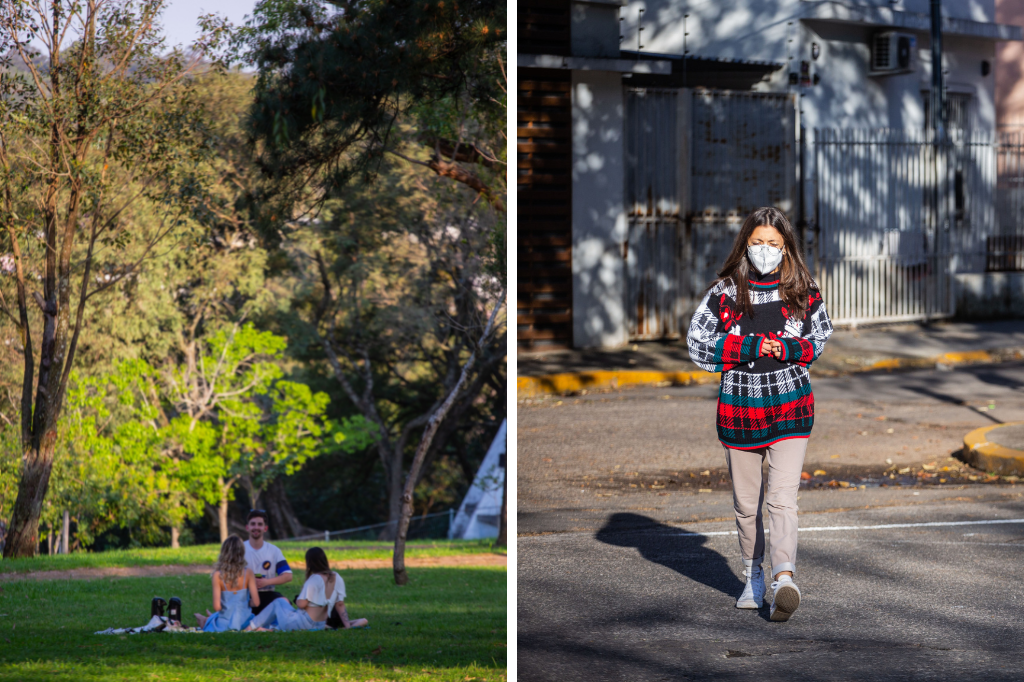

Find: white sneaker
<box><xmin>769</xmin><ymin>575</ymin><xmax>801</xmax><ymax>621</ymax></box>
<box><xmin>735</xmin><ymin>564</ymin><xmax>764</xmax><ymax>609</ymax></box>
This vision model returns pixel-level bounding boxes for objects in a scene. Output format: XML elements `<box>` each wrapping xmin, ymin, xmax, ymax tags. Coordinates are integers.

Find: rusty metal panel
<box><xmin>686</xmin><ymin>91</ymin><xmax>795</xmax><ymax>312</ymax></box>
<box><xmin>690</xmin><ymin>91</ymin><xmax>794</xmax><ymax>220</ymax></box>
<box><xmin>626</xmin><ymin>89</ymin><xmax>798</xmax><ymax>339</ymax></box>
<box><xmin>625</xmin><ymin>88</ymin><xmax>681</xmax><ymax>340</ymax></box>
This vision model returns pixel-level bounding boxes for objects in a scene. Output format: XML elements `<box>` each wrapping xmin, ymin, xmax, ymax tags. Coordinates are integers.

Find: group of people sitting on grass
<box><xmin>194</xmin><ymin>509</ymin><xmax>368</xmax><ymax>633</ymax></box>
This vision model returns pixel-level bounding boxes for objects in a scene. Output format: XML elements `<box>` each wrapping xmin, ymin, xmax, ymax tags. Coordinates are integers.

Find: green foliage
<box><xmin>0</xmin><ymin>567</ymin><xmax>507</xmax><ymax>681</ymax></box>
<box><xmin>56</xmin><ymin>363</ymin><xmax>187</xmax><ymax>547</ymax></box>
<box><xmin>27</xmin><ymin>323</ymin><xmax>363</xmax><ymax>546</ymax></box>
<box><xmin>0</xmin><ymin>25</ymin><xmax>505</xmax><ymax>551</ymax></box>
<box><xmin>230</xmin><ymin>0</ymin><xmax>506</xmax><ymax>219</ymax></box>
<box><xmin>271</xmin><ymin>150</ymin><xmax>505</xmax><ymax>532</ymax></box>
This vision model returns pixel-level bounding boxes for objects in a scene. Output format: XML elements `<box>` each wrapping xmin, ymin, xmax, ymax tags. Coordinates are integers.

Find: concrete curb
<box><xmin>962</xmin><ymin>423</ymin><xmax>1024</xmax><ymax>476</ymax></box>
<box><xmin>517</xmin><ymin>349</ymin><xmax>1022</xmax><ymax>399</ymax></box>
<box><xmin>516</xmin><ymin>369</ymin><xmax>722</xmax><ymax>399</ymax></box>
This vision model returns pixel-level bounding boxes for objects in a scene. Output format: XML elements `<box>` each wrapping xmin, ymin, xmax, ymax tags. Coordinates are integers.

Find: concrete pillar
<box><xmin>571</xmin><ymin>70</ymin><xmax>628</xmax><ymax>349</ymax></box>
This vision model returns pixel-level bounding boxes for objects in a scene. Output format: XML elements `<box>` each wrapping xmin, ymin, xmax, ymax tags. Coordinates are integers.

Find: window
<box><xmin>922</xmin><ymin>91</ymin><xmax>974</xmax><ymax>132</ymax></box>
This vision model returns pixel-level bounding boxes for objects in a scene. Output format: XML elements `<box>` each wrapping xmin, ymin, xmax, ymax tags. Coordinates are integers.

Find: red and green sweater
<box><xmin>687</xmin><ymin>271</ymin><xmax>833</xmax><ymax>450</ymax></box>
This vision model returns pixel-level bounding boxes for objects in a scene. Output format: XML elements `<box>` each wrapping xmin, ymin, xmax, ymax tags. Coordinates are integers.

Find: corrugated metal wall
<box><xmin>517</xmin><ymin>69</ymin><xmax>573</xmax><ymax>350</ymax></box>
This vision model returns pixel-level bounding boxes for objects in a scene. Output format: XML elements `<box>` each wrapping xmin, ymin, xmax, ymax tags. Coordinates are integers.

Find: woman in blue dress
<box><xmin>194</xmin><ymin>535</ymin><xmax>259</xmax><ymax>632</ymax></box>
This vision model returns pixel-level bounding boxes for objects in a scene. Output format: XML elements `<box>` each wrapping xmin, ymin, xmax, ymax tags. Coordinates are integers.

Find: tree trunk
<box><xmin>378</xmin><ymin>457</ymin><xmax>404</xmax><ymax>541</ymax></box>
<box><xmin>170</xmin><ymin>527</ymin><xmax>180</xmax><ymax>549</ymax></box>
<box><xmin>393</xmin><ymin>291</ymin><xmax>504</xmax><ymax>585</ymax></box>
<box><xmin>3</xmin><ymin>431</ymin><xmax>58</xmax><ymax>558</ymax></box>
<box><xmin>61</xmin><ymin>510</ymin><xmax>69</xmax><ymax>555</ymax></box>
<box><xmin>263</xmin><ymin>477</ymin><xmax>317</xmax><ymax>540</ymax></box>
<box><xmin>218</xmin><ymin>478</ymin><xmax>229</xmax><ymax>543</ymax></box>
<box><xmin>393</xmin><ymin>415</ymin><xmax>447</xmax><ymax>585</ymax></box>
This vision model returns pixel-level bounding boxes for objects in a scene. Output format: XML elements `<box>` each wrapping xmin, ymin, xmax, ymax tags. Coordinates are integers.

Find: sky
<box><xmin>161</xmin><ymin>0</ymin><xmax>258</xmax><ymax>49</ymax></box>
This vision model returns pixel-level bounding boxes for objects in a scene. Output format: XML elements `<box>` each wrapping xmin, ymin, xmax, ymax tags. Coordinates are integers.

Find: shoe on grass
<box><xmin>735</xmin><ymin>563</ymin><xmax>764</xmax><ymax>609</ymax></box>
<box><xmin>769</xmin><ymin>575</ymin><xmax>801</xmax><ymax>622</ymax></box>
<box><xmin>168</xmin><ymin>597</ymin><xmax>182</xmax><ymax>624</ymax></box>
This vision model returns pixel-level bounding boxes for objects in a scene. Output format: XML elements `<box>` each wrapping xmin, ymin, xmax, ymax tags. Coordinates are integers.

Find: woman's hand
<box><xmin>759</xmin><ymin>337</ymin><xmax>783</xmax><ymax>359</ymax></box>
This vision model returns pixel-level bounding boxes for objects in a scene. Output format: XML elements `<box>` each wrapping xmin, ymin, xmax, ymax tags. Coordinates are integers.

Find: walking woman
<box><xmin>687</xmin><ymin>206</ymin><xmax>833</xmax><ymax>622</ymax></box>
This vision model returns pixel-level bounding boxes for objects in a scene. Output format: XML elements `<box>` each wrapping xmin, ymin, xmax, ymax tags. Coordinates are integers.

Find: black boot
<box><xmin>151</xmin><ymin>597</ymin><xmax>166</xmax><ymax>619</ymax></box>
<box><xmin>168</xmin><ymin>597</ymin><xmax>182</xmax><ymax>624</ymax></box>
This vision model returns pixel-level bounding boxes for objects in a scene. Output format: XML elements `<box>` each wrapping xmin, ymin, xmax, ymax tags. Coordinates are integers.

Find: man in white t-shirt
<box><xmin>243</xmin><ymin>510</ymin><xmax>293</xmax><ymax>615</ymax></box>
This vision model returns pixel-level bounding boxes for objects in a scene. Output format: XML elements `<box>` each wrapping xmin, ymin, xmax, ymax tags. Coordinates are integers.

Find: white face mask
<box><xmin>747</xmin><ymin>244</ymin><xmax>784</xmax><ymax>275</ymax></box>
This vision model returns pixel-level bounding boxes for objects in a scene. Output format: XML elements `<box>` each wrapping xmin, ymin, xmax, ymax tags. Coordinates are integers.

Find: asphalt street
<box><xmin>517</xmin><ymin>362</ymin><xmax>1024</xmax><ymax>681</ymax></box>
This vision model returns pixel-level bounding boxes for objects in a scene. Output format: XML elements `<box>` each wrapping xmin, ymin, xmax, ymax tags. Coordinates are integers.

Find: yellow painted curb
<box><xmin>518</xmin><ymin>348</ymin><xmax>1008</xmax><ymax>400</ymax></box>
<box><xmin>962</xmin><ymin>422</ymin><xmax>1024</xmax><ymax>476</ymax></box>
<box><xmin>517</xmin><ymin>369</ymin><xmax>721</xmax><ymax>399</ymax></box>
<box><xmin>866</xmin><ymin>350</ymin><xmax>993</xmax><ymax>372</ymax></box>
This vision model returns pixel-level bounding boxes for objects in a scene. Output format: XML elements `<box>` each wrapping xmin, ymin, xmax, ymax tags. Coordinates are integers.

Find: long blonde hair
<box><xmin>214</xmin><ymin>535</ymin><xmax>248</xmax><ymax>588</ymax></box>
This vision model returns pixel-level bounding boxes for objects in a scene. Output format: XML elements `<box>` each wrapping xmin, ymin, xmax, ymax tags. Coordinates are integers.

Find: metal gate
<box><xmin>625</xmin><ymin>88</ymin><xmax>681</xmax><ymax>339</ymax></box>
<box><xmin>811</xmin><ymin>128</ymin><xmax>999</xmax><ymax>324</ymax></box>
<box><xmin>624</xmin><ymin>89</ymin><xmax>794</xmax><ymax>339</ymax></box>
<box><xmin>686</xmin><ymin>91</ymin><xmax>795</xmax><ymax>312</ymax></box>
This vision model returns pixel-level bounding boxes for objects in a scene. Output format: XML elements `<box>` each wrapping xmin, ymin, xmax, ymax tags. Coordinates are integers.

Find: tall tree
<box><xmin>232</xmin><ymin>0</ymin><xmax>506</xmax><ymax>216</ymax></box>
<box><xmin>0</xmin><ymin>0</ymin><xmax>224</xmax><ymax>557</ymax></box>
<box><xmin>232</xmin><ymin>0</ymin><xmax>506</xmax><ymax>585</ymax></box>
<box><xmin>276</xmin><ymin>156</ymin><xmax>504</xmax><ymax>562</ymax></box>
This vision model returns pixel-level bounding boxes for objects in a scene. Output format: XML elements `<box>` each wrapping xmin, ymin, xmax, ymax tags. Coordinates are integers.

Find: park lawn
<box><xmin>0</xmin><ymin>539</ymin><xmax>500</xmax><ymax>575</ymax></box>
<box><xmin>0</xmin><ymin>566</ymin><xmax>506</xmax><ymax>682</ymax></box>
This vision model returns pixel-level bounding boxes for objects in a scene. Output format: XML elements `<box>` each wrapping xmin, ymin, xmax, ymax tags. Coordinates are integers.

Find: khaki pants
<box><xmin>723</xmin><ymin>437</ymin><xmax>808</xmax><ymax>578</ymax></box>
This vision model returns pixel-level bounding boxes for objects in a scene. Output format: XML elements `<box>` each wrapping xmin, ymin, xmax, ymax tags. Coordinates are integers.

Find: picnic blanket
<box><xmin>95</xmin><ymin>616</ymin><xmax>201</xmax><ymax>635</ymax></box>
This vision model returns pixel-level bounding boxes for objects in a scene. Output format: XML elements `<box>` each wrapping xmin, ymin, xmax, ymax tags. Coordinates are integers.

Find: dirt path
<box><xmin>0</xmin><ymin>553</ymin><xmax>507</xmax><ymax>582</ymax></box>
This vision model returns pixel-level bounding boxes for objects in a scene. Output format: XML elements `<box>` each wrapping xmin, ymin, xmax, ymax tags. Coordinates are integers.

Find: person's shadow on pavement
<box><xmin>595</xmin><ymin>513</ymin><xmax>745</xmax><ymax>599</ymax></box>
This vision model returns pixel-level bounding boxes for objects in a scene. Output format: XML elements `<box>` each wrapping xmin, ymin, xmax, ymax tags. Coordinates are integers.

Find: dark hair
<box><xmin>305</xmin><ymin>547</ymin><xmax>331</xmax><ymax>582</ymax></box>
<box><xmin>246</xmin><ymin>509</ymin><xmax>269</xmax><ymax>525</ymax></box>
<box><xmin>708</xmin><ymin>206</ymin><xmax>816</xmax><ymax>319</ymax></box>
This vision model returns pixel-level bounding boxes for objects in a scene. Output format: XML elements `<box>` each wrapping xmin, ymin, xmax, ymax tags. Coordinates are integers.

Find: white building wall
<box><xmin>571</xmin><ymin>70</ymin><xmax>630</xmax><ymax>349</ymax></box>
<box><xmin>620</xmin><ymin>0</ymin><xmax>1001</xmax><ymax>135</ymax></box>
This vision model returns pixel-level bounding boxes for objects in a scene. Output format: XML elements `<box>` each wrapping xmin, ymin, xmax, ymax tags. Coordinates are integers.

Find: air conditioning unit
<box><xmin>870</xmin><ymin>32</ymin><xmax>917</xmax><ymax>75</ymax></box>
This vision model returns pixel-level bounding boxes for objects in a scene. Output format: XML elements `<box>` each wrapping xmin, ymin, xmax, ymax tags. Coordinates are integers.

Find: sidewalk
<box><xmin>517</xmin><ymin>319</ymin><xmax>1024</xmax><ymax>398</ymax></box>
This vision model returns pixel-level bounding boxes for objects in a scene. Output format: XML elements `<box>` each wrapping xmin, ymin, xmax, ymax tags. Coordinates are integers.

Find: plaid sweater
<box><xmin>687</xmin><ymin>272</ymin><xmax>833</xmax><ymax>450</ymax></box>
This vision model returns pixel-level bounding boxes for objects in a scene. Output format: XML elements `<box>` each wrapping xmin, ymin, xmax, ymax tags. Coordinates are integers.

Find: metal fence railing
<box><xmin>811</xmin><ymin>127</ymin><xmax>1023</xmax><ymax>325</ymax></box>
<box><xmin>283</xmin><ymin>509</ymin><xmax>454</xmax><ymax>543</ymax></box>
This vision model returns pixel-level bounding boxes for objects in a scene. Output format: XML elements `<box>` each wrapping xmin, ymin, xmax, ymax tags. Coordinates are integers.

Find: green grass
<box><xmin>0</xmin><ymin>539</ymin><xmax>501</xmax><ymax>575</ymax></box>
<box><xmin>0</xmin><ymin>566</ymin><xmax>507</xmax><ymax>681</ymax></box>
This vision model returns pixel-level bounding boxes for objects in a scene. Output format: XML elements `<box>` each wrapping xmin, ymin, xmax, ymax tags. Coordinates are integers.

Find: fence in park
<box><xmin>284</xmin><ymin>509</ymin><xmax>455</xmax><ymax>543</ymax></box>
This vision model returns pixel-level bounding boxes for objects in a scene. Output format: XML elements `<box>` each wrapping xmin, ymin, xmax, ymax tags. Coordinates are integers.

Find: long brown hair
<box><xmin>708</xmin><ymin>206</ymin><xmax>816</xmax><ymax>319</ymax></box>
<box><xmin>305</xmin><ymin>546</ymin><xmax>332</xmax><ymax>583</ymax></box>
<box><xmin>215</xmin><ymin>535</ymin><xmax>248</xmax><ymax>589</ymax></box>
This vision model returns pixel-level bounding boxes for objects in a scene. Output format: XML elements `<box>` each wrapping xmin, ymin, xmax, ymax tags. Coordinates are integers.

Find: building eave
<box><xmin>620</xmin><ymin>51</ymin><xmax>784</xmax><ymax>90</ymax></box>
<box><xmin>803</xmin><ymin>1</ymin><xmax>1023</xmax><ymax>41</ymax></box>
<box><xmin>518</xmin><ymin>53</ymin><xmax>672</xmax><ymax>74</ymax></box>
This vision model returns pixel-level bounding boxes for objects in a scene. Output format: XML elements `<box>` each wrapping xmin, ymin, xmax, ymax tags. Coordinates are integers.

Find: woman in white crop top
<box><xmin>246</xmin><ymin>547</ymin><xmax>368</xmax><ymax>631</ymax></box>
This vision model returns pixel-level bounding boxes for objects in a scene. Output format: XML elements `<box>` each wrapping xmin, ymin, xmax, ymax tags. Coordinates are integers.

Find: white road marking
<box><xmin>677</xmin><ymin>518</ymin><xmax>1024</xmax><ymax>537</ymax></box>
